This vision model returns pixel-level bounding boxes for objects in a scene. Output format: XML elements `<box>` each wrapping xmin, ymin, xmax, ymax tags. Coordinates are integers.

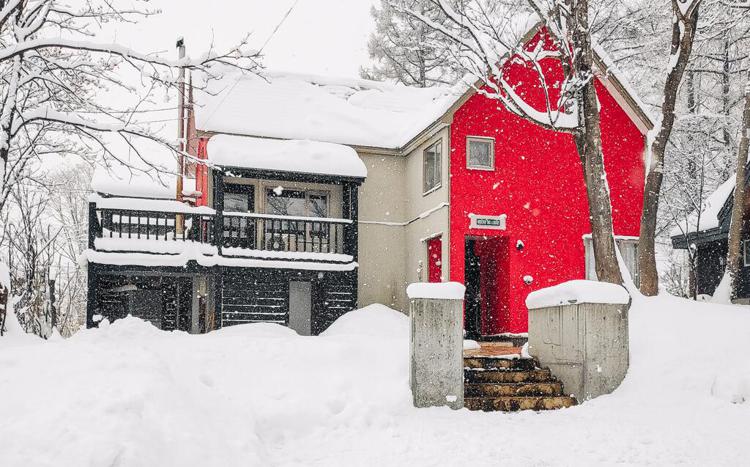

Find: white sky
<box><xmin>104</xmin><ymin>0</ymin><xmax>379</xmax><ymax>78</ymax></box>
<box><xmin>47</xmin><ymin>0</ymin><xmax>380</xmax><ymax>175</ymax></box>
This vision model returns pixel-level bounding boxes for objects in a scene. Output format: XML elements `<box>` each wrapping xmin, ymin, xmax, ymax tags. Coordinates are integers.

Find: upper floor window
<box><xmin>423</xmin><ymin>140</ymin><xmax>442</xmax><ymax>194</ymax></box>
<box><xmin>265</xmin><ymin>187</ymin><xmax>329</xmax><ymax>218</ymax></box>
<box><xmin>224</xmin><ymin>184</ymin><xmax>255</xmax><ymax>213</ymax></box>
<box><xmin>584</xmin><ymin>237</ymin><xmax>640</xmax><ymax>286</ymax></box>
<box><xmin>467</xmin><ymin>136</ymin><xmax>494</xmax><ymax>170</ymax></box>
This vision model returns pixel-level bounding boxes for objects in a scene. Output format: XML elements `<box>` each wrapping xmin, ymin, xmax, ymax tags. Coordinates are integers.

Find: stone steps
<box><xmin>464</xmin><ymin>355</ymin><xmax>577</xmax><ymax>412</ymax></box>
<box><xmin>463</xmin><ymin>357</ymin><xmax>536</xmax><ymax>371</ymax></box>
<box><xmin>465</xmin><ymin>381</ymin><xmax>563</xmax><ymax>397</ymax></box>
<box><xmin>465</xmin><ymin>395</ymin><xmax>577</xmax><ymax>412</ymax></box>
<box><xmin>464</xmin><ymin>368</ymin><xmax>552</xmax><ymax>384</ymax></box>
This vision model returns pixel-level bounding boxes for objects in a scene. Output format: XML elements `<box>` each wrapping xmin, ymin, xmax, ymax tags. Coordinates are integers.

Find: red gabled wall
<box><xmin>448</xmin><ymin>30</ymin><xmax>645</xmax><ymax>335</ymax></box>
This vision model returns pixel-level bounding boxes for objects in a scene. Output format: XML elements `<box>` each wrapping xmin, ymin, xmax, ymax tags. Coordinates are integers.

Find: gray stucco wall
<box><xmin>356</xmin><ymin>126</ymin><xmax>452</xmax><ymax>312</ymax></box>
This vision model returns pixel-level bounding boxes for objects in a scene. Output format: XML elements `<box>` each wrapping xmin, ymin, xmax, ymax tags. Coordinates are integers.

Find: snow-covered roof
<box><xmin>195</xmin><ymin>71</ymin><xmax>467</xmax><ymax>150</ymax></box>
<box><xmin>671</xmin><ymin>177</ymin><xmax>735</xmax><ymax>238</ymax></box>
<box><xmin>90</xmin><ymin>166</ymin><xmax>196</xmax><ymax>200</ymax></box>
<box><xmin>207</xmin><ymin>135</ymin><xmax>367</xmax><ymax>178</ymax></box>
<box><xmin>196</xmin><ymin>47</ymin><xmax>652</xmax><ymax>151</ymax></box>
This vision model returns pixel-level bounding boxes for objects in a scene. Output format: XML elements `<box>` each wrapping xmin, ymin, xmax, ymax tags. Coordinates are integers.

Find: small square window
<box><xmin>423</xmin><ymin>140</ymin><xmax>442</xmax><ymax>194</ymax></box>
<box><xmin>467</xmin><ymin>137</ymin><xmax>494</xmax><ymax>170</ymax></box>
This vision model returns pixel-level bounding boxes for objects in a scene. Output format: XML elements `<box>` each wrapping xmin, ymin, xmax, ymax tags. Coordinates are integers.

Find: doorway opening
<box><xmin>464</xmin><ymin>237</ymin><xmax>509</xmax><ymax>339</ymax></box>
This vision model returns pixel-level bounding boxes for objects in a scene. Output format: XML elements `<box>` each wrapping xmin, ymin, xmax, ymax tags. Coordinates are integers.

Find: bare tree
<box><xmin>4</xmin><ymin>183</ymin><xmax>59</xmax><ymax>337</ymax></box>
<box><xmin>637</xmin><ymin>0</ymin><xmax>702</xmax><ymax>296</ymax></box>
<box><xmin>362</xmin><ymin>0</ymin><xmax>460</xmax><ymax>86</ymax></box>
<box><xmin>392</xmin><ymin>0</ymin><xmax>623</xmax><ymax>282</ymax></box>
<box><xmin>0</xmin><ymin>0</ymin><xmax>261</xmax><ymax>217</ymax></box>
<box><xmin>724</xmin><ymin>78</ymin><xmax>750</xmax><ymax>299</ymax></box>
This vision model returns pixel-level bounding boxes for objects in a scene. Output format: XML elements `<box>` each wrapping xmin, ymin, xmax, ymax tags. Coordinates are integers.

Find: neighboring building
<box><xmin>671</xmin><ymin>177</ymin><xmax>750</xmax><ymax>301</ymax></box>
<box><xmin>85</xmin><ymin>22</ymin><xmax>651</xmax><ymax>337</ymax></box>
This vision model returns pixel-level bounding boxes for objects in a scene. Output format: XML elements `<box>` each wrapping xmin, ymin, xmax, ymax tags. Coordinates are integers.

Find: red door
<box><xmin>427</xmin><ymin>237</ymin><xmax>442</xmax><ymax>283</ymax></box>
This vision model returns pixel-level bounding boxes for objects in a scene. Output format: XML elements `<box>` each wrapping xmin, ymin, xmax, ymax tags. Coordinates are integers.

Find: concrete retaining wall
<box><xmin>409</xmin><ymin>291</ymin><xmax>464</xmax><ymax>409</ymax></box>
<box><xmin>528</xmin><ymin>301</ymin><xmax>629</xmax><ymax>401</ymax></box>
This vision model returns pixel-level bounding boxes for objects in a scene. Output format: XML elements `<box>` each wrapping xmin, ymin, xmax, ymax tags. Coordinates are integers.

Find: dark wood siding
<box><xmin>220</xmin><ymin>273</ymin><xmax>289</xmax><ymax>326</ymax></box>
<box><xmin>220</xmin><ymin>267</ymin><xmax>358</xmax><ymax>334</ymax></box>
<box><xmin>313</xmin><ymin>274</ymin><xmax>357</xmax><ymax>335</ymax></box>
<box><xmin>695</xmin><ymin>241</ymin><xmax>727</xmax><ymax>296</ymax></box>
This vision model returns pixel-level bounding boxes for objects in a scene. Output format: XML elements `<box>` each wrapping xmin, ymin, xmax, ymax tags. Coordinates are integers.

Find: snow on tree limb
<box><xmin>0</xmin><ymin>0</ymin><xmax>263</xmax><ymax>218</ymax></box>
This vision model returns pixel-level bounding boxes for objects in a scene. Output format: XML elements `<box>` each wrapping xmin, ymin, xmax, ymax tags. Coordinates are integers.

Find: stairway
<box><xmin>464</xmin><ymin>354</ymin><xmax>577</xmax><ymax>412</ymax></box>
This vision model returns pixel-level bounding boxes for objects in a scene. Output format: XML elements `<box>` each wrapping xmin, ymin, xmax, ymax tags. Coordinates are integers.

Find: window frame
<box><xmin>223</xmin><ymin>183</ymin><xmax>255</xmax><ymax>213</ymax></box>
<box><xmin>584</xmin><ymin>236</ymin><xmax>640</xmax><ymax>287</ymax></box>
<box><xmin>743</xmin><ymin>240</ymin><xmax>750</xmax><ymax>267</ymax></box>
<box><xmin>263</xmin><ymin>185</ymin><xmax>331</xmax><ymax>218</ymax></box>
<box><xmin>466</xmin><ymin>136</ymin><xmax>495</xmax><ymax>171</ymax></box>
<box><xmin>422</xmin><ymin>139</ymin><xmax>443</xmax><ymax>196</ymax></box>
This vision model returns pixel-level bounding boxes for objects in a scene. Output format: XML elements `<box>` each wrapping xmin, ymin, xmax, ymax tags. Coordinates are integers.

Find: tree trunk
<box><xmin>638</xmin><ymin>1</ymin><xmax>700</xmax><ymax>296</ymax></box>
<box><xmin>725</xmin><ymin>79</ymin><xmax>750</xmax><ymax>300</ymax></box>
<box><xmin>571</xmin><ymin>0</ymin><xmax>622</xmax><ymax>284</ymax></box>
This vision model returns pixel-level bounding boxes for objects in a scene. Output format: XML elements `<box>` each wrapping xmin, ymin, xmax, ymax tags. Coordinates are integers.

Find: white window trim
<box><xmin>744</xmin><ymin>240</ymin><xmax>750</xmax><ymax>267</ymax></box>
<box><xmin>466</xmin><ymin>136</ymin><xmax>495</xmax><ymax>171</ymax></box>
<box><xmin>422</xmin><ymin>139</ymin><xmax>442</xmax><ymax>196</ymax></box>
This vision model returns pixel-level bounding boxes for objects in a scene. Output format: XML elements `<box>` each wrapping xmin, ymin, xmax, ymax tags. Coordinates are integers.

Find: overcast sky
<box><xmin>106</xmin><ymin>0</ymin><xmax>379</xmax><ymax>78</ymax></box>
<box><xmin>60</xmin><ymin>0</ymin><xmax>380</xmax><ymax>175</ymax></box>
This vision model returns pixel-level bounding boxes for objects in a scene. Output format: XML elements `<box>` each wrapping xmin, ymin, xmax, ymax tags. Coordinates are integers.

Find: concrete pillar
<box><xmin>526</xmin><ymin>280</ymin><xmax>630</xmax><ymax>402</ymax></box>
<box><xmin>407</xmin><ymin>282</ymin><xmax>465</xmax><ymax>409</ymax></box>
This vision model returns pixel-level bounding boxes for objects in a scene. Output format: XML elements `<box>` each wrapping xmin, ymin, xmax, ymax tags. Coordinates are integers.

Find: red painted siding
<box><xmin>195</xmin><ymin>137</ymin><xmax>210</xmax><ymax>207</ymax></box>
<box><xmin>448</xmin><ymin>31</ymin><xmax>645</xmax><ymax>335</ymax></box>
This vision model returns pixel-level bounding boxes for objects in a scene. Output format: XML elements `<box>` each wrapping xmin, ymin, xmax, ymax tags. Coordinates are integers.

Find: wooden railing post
<box><xmin>342</xmin><ymin>182</ymin><xmax>359</xmax><ymax>259</ymax></box>
<box><xmin>213</xmin><ymin>169</ymin><xmax>224</xmax><ymax>255</ymax></box>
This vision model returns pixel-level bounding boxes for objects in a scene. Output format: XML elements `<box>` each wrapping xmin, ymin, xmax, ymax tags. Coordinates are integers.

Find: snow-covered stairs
<box><xmin>464</xmin><ymin>355</ymin><xmax>577</xmax><ymax>411</ymax></box>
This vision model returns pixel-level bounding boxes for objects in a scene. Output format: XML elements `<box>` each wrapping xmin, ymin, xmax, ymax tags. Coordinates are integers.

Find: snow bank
<box><xmin>525</xmin><ymin>280</ymin><xmax>630</xmax><ymax>309</ymax></box>
<box><xmin>2</xmin><ymin>297</ymin><xmax>749</xmax><ymax>466</ymax></box>
<box><xmin>406</xmin><ymin>282</ymin><xmax>466</xmax><ymax>300</ymax></box>
<box><xmin>321</xmin><ymin>304</ymin><xmax>408</xmax><ymax>339</ymax></box>
<box><xmin>208</xmin><ymin>135</ymin><xmax>367</xmax><ymax>178</ymax></box>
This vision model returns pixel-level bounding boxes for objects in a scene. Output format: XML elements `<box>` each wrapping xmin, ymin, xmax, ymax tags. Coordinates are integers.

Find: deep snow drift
<box><xmin>1</xmin><ymin>299</ymin><xmax>749</xmax><ymax>466</ymax></box>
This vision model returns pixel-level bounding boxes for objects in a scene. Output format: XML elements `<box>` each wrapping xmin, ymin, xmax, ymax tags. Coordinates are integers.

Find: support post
<box><xmin>342</xmin><ymin>182</ymin><xmax>359</xmax><ymax>259</ymax></box>
<box><xmin>86</xmin><ymin>264</ymin><xmax>98</xmax><ymax>328</ymax></box>
<box><xmin>213</xmin><ymin>169</ymin><xmax>224</xmax><ymax>255</ymax></box>
<box><xmin>407</xmin><ymin>282</ymin><xmax>466</xmax><ymax>409</ymax></box>
<box><xmin>88</xmin><ymin>202</ymin><xmax>98</xmax><ymax>250</ymax></box>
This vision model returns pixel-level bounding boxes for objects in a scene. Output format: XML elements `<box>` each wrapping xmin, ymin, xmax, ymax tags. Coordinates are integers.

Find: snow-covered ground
<box><xmin>1</xmin><ymin>297</ymin><xmax>749</xmax><ymax>466</ymax></box>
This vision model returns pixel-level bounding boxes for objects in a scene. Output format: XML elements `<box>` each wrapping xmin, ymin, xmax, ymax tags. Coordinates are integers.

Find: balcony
<box><xmin>87</xmin><ymin>197</ymin><xmax>357</xmax><ymax>267</ymax></box>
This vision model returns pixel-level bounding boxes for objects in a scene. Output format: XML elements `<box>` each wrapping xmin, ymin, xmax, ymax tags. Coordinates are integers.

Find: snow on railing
<box><xmin>89</xmin><ymin>202</ymin><xmax>353</xmax><ymax>257</ymax></box>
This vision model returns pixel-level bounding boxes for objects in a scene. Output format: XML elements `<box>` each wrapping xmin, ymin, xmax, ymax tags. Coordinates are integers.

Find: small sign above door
<box><xmin>469</xmin><ymin>213</ymin><xmax>507</xmax><ymax>230</ymax></box>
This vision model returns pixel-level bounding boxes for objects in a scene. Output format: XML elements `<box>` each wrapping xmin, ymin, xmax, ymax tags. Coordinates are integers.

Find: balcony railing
<box><xmin>88</xmin><ymin>201</ymin><xmax>354</xmax><ymax>258</ymax></box>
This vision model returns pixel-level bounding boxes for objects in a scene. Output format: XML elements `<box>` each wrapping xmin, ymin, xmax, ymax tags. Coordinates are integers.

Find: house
<box><xmin>671</xmin><ymin>176</ymin><xmax>750</xmax><ymax>302</ymax></box>
<box><xmin>85</xmin><ymin>22</ymin><xmax>651</xmax><ymax>337</ymax></box>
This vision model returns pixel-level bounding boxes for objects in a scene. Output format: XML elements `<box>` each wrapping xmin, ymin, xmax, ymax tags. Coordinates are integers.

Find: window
<box><xmin>222</xmin><ymin>184</ymin><xmax>255</xmax><ymax>248</ymax></box>
<box><xmin>584</xmin><ymin>237</ymin><xmax>640</xmax><ymax>287</ymax></box>
<box><xmin>744</xmin><ymin>240</ymin><xmax>750</xmax><ymax>267</ymax></box>
<box><xmin>264</xmin><ymin>187</ymin><xmax>332</xmax><ymax>252</ymax></box>
<box><xmin>264</xmin><ymin>188</ymin><xmax>328</xmax><ymax>218</ymax></box>
<box><xmin>266</xmin><ymin>188</ymin><xmax>307</xmax><ymax>217</ymax></box>
<box><xmin>223</xmin><ymin>184</ymin><xmax>254</xmax><ymax>212</ymax></box>
<box><xmin>467</xmin><ymin>137</ymin><xmax>494</xmax><ymax>170</ymax></box>
<box><xmin>423</xmin><ymin>140</ymin><xmax>442</xmax><ymax>194</ymax></box>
